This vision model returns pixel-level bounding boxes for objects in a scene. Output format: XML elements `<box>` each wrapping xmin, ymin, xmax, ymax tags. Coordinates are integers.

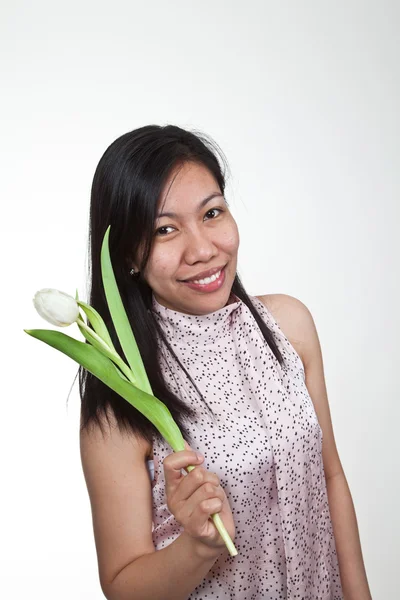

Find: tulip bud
<box><xmin>33</xmin><ymin>289</ymin><xmax>80</xmax><ymax>327</ymax></box>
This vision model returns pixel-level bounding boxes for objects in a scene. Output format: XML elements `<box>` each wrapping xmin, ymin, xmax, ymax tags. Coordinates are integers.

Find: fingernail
<box><xmin>196</xmin><ymin>453</ymin><xmax>204</xmax><ymax>461</ymax></box>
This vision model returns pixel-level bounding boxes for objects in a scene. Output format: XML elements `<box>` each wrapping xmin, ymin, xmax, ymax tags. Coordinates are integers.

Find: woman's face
<box><xmin>137</xmin><ymin>161</ymin><xmax>240</xmax><ymax>315</ymax></box>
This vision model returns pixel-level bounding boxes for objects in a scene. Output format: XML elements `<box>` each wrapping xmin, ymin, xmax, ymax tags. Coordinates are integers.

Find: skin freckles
<box><xmin>133</xmin><ymin>161</ymin><xmax>240</xmax><ymax>316</ymax></box>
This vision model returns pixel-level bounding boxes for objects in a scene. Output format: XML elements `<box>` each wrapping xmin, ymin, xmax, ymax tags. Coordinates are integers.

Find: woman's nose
<box><xmin>183</xmin><ymin>228</ymin><xmax>217</xmax><ymax>264</ymax></box>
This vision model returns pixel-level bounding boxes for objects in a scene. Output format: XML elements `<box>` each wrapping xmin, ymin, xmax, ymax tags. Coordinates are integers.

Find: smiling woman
<box><xmin>79</xmin><ymin>124</ymin><xmax>351</xmax><ymax>600</ymax></box>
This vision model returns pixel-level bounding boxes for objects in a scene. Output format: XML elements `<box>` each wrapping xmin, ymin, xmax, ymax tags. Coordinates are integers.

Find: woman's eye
<box><xmin>155</xmin><ymin>208</ymin><xmax>223</xmax><ymax>235</ymax></box>
<box><xmin>155</xmin><ymin>225</ymin><xmax>175</xmax><ymax>236</ymax></box>
<box><xmin>204</xmin><ymin>207</ymin><xmax>223</xmax><ymax>220</ymax></box>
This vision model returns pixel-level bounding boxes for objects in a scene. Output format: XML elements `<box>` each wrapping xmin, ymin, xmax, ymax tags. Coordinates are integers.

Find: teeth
<box><xmin>192</xmin><ymin>270</ymin><xmax>221</xmax><ymax>285</ymax></box>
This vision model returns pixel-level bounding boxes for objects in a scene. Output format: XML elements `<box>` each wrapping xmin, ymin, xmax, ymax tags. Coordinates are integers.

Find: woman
<box><xmin>79</xmin><ymin>125</ymin><xmax>371</xmax><ymax>599</ymax></box>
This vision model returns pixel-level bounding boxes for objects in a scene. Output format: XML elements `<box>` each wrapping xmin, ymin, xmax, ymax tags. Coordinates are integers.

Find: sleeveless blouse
<box><xmin>147</xmin><ymin>292</ymin><xmax>344</xmax><ymax>600</ymax></box>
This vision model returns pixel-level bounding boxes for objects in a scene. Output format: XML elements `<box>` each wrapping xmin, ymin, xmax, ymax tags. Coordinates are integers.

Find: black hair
<box><xmin>79</xmin><ymin>124</ymin><xmax>285</xmax><ymax>448</ymax></box>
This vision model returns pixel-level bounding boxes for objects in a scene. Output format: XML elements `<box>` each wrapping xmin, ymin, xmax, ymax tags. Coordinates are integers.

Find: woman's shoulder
<box><xmin>255</xmin><ymin>293</ymin><xmax>310</xmax><ymax>364</ymax></box>
<box><xmin>254</xmin><ymin>292</ymin><xmax>287</xmax><ymax>322</ymax></box>
<box><xmin>80</xmin><ymin>404</ymin><xmax>154</xmax><ymax>461</ymax></box>
<box><xmin>254</xmin><ymin>293</ymin><xmax>278</xmax><ymax>312</ymax></box>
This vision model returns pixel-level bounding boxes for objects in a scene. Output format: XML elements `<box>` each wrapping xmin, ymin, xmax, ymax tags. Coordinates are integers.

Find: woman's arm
<box><xmin>103</xmin><ymin>531</ymin><xmax>222</xmax><ymax>600</ymax></box>
<box><xmin>259</xmin><ymin>293</ymin><xmax>373</xmax><ymax>599</ymax></box>
<box><xmin>326</xmin><ymin>471</ymin><xmax>372</xmax><ymax>600</ymax></box>
<box><xmin>295</xmin><ymin>298</ymin><xmax>372</xmax><ymax>598</ymax></box>
<box><xmin>80</xmin><ymin>413</ymin><xmax>223</xmax><ymax>600</ymax></box>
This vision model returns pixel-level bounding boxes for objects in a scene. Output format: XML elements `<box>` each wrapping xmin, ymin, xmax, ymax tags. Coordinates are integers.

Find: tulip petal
<box><xmin>33</xmin><ymin>288</ymin><xmax>79</xmax><ymax>326</ymax></box>
<box><xmin>77</xmin><ymin>300</ymin><xmax>116</xmax><ymax>352</ymax></box>
<box><xmin>100</xmin><ymin>226</ymin><xmax>152</xmax><ymax>395</ymax></box>
<box><xmin>24</xmin><ymin>328</ymin><xmax>185</xmax><ymax>451</ymax></box>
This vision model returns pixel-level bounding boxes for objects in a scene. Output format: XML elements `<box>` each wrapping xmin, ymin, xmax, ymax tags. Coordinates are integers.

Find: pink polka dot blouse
<box><xmin>147</xmin><ymin>292</ymin><xmax>344</xmax><ymax>599</ymax></box>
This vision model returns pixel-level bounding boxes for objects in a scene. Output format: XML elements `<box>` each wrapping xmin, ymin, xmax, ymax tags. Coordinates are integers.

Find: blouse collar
<box><xmin>151</xmin><ymin>291</ymin><xmax>243</xmax><ymax>345</ymax></box>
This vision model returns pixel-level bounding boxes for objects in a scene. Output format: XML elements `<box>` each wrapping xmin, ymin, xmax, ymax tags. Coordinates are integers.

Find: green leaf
<box><xmin>24</xmin><ymin>328</ymin><xmax>184</xmax><ymax>451</ymax></box>
<box><xmin>76</xmin><ymin>320</ymin><xmax>122</xmax><ymax>372</ymax></box>
<box><xmin>100</xmin><ymin>226</ymin><xmax>152</xmax><ymax>395</ymax></box>
<box><xmin>77</xmin><ymin>300</ymin><xmax>116</xmax><ymax>352</ymax></box>
<box><xmin>23</xmin><ymin>324</ymin><xmax>239</xmax><ymax>556</ymax></box>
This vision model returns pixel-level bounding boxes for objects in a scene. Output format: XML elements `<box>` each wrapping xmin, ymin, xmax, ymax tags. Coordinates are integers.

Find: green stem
<box><xmin>76</xmin><ymin>317</ymin><xmax>136</xmax><ymax>385</ymax></box>
<box><xmin>77</xmin><ymin>314</ymin><xmax>238</xmax><ymax>557</ymax></box>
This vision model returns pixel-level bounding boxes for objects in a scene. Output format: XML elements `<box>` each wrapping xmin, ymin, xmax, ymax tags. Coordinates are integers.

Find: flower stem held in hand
<box><xmin>24</xmin><ymin>226</ymin><xmax>238</xmax><ymax>557</ymax></box>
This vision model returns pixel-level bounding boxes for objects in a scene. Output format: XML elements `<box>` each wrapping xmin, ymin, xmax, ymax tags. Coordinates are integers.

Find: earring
<box><xmin>130</xmin><ymin>267</ymin><xmax>140</xmax><ymax>277</ymax></box>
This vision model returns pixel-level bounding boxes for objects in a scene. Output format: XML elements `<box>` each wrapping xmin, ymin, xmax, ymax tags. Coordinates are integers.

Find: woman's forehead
<box><xmin>157</xmin><ymin>163</ymin><xmax>221</xmax><ymax>213</ymax></box>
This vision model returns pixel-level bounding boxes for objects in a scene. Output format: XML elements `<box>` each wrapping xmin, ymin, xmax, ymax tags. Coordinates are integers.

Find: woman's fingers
<box><xmin>179</xmin><ymin>483</ymin><xmax>228</xmax><ymax>541</ymax></box>
<box><xmin>163</xmin><ymin>444</ymin><xmax>236</xmax><ymax>550</ymax></box>
<box><xmin>180</xmin><ymin>479</ymin><xmax>225</xmax><ymax>519</ymax></box>
<box><xmin>163</xmin><ymin>449</ymin><xmax>204</xmax><ymax>499</ymax></box>
<box><xmin>164</xmin><ymin>448</ymin><xmax>221</xmax><ymax>504</ymax></box>
<box><xmin>176</xmin><ymin>465</ymin><xmax>221</xmax><ymax>503</ymax></box>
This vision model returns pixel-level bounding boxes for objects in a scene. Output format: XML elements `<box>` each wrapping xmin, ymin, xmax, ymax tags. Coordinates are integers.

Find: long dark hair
<box><xmin>79</xmin><ymin>124</ymin><xmax>285</xmax><ymax>448</ymax></box>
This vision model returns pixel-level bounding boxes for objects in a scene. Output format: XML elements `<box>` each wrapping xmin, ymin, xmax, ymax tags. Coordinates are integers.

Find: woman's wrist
<box><xmin>181</xmin><ymin>530</ymin><xmax>226</xmax><ymax>563</ymax></box>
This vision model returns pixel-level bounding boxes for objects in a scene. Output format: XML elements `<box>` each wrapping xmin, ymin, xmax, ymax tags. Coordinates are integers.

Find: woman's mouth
<box><xmin>181</xmin><ymin>266</ymin><xmax>226</xmax><ymax>292</ymax></box>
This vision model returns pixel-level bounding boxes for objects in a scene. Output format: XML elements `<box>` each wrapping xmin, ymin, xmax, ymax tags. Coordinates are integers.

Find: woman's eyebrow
<box><xmin>156</xmin><ymin>192</ymin><xmax>224</xmax><ymax>219</ymax></box>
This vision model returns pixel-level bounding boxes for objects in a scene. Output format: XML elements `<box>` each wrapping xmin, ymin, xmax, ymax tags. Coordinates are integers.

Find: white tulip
<box><xmin>33</xmin><ymin>289</ymin><xmax>80</xmax><ymax>327</ymax></box>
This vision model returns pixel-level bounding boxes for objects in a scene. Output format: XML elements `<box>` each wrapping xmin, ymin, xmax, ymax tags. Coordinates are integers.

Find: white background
<box><xmin>2</xmin><ymin>1</ymin><xmax>399</xmax><ymax>598</ymax></box>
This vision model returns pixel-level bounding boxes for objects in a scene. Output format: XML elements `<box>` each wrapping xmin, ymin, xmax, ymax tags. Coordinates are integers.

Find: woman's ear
<box><xmin>129</xmin><ymin>264</ymin><xmax>140</xmax><ymax>277</ymax></box>
<box><xmin>125</xmin><ymin>253</ymin><xmax>139</xmax><ymax>274</ymax></box>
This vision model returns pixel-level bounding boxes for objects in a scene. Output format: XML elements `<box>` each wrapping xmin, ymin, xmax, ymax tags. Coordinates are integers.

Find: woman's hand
<box><xmin>163</xmin><ymin>441</ymin><xmax>235</xmax><ymax>554</ymax></box>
